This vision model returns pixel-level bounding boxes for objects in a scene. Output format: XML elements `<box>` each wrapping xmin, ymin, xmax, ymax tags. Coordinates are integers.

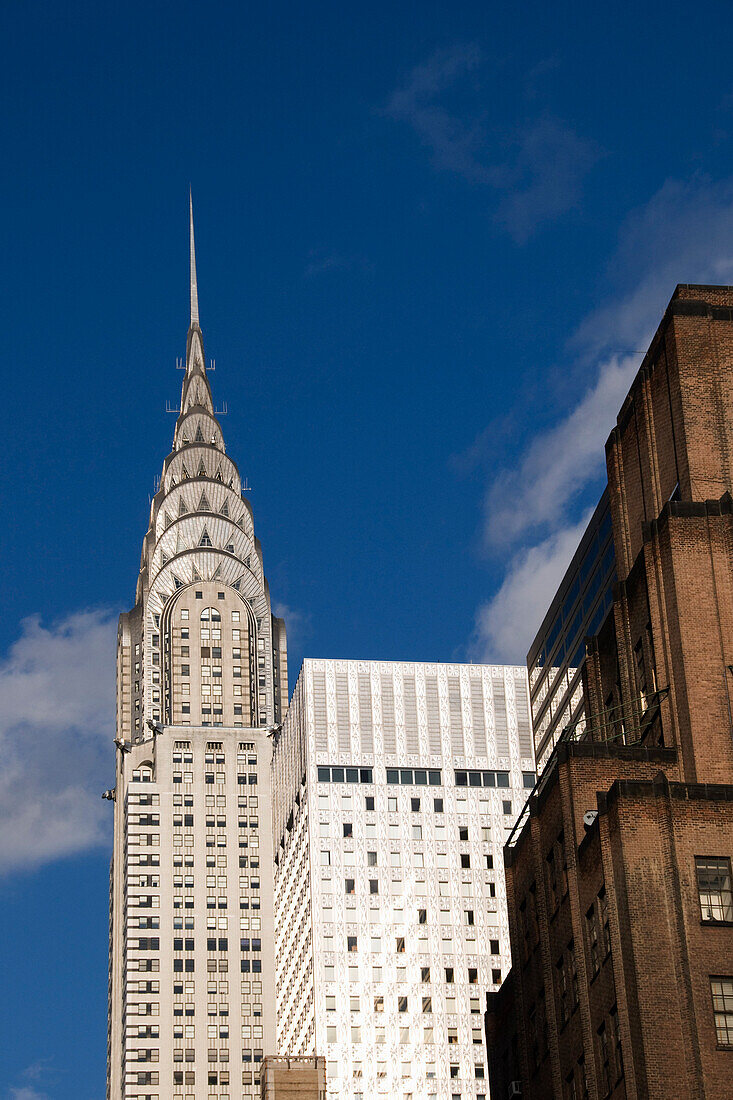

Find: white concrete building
<box><xmin>107</xmin><ymin>198</ymin><xmax>285</xmax><ymax>1100</ymax></box>
<box><xmin>272</xmin><ymin>659</ymin><xmax>536</xmax><ymax>1100</ymax></box>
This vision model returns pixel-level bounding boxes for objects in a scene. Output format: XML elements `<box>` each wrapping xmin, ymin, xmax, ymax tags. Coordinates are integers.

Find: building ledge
<box><xmin>599</xmin><ymin>772</ymin><xmax>733</xmax><ymax>814</ymax></box>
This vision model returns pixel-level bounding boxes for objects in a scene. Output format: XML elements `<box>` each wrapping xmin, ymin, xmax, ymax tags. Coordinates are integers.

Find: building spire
<box><xmin>189</xmin><ymin>187</ymin><xmax>199</xmax><ymax>327</ymax></box>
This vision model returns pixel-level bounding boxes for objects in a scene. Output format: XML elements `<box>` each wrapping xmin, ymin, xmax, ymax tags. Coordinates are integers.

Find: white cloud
<box><xmin>483</xmin><ymin>351</ymin><xmax>640</xmax><ymax>549</ymax></box>
<box><xmin>272</xmin><ymin>602</ymin><xmax>309</xmax><ymax>654</ymax></box>
<box><xmin>8</xmin><ymin>1088</ymin><xmax>48</xmax><ymax>1100</ymax></box>
<box><xmin>574</xmin><ymin>175</ymin><xmax>733</xmax><ymax>357</ymax></box>
<box><xmin>385</xmin><ymin>47</ymin><xmax>599</xmax><ymax>239</ymax></box>
<box><xmin>0</xmin><ymin>609</ymin><xmax>117</xmax><ymax>875</ymax></box>
<box><xmin>474</xmin><ymin>513</ymin><xmax>592</xmax><ymax>663</ymax></box>
<box><xmin>474</xmin><ymin>171</ymin><xmax>733</xmax><ymax>661</ymax></box>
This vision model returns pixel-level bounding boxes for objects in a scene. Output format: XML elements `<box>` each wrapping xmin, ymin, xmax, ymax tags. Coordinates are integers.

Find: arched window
<box><xmin>200</xmin><ymin>607</ymin><xmax>221</xmax><ymax>622</ymax></box>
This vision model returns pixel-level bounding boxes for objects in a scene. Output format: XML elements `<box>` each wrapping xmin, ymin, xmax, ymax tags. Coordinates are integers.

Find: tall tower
<box><xmin>116</xmin><ymin>193</ymin><xmax>287</xmax><ymax>740</ymax></box>
<box><xmin>107</xmin><ymin>199</ymin><xmax>285</xmax><ymax>1100</ymax></box>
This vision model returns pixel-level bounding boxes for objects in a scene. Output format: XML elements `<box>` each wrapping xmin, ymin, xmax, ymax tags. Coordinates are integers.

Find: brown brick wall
<box><xmin>497</xmin><ymin>286</ymin><xmax>733</xmax><ymax>1100</ymax></box>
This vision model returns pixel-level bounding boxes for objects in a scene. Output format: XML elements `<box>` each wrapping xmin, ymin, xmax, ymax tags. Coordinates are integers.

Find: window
<box><xmin>367</xmin><ymin>851</ymin><xmax>377</xmax><ymax>866</ymax></box>
<box><xmin>369</xmin><ymin>879</ymin><xmax>379</xmax><ymax>895</ymax></box>
<box><xmin>365</xmin><ymin>796</ymin><xmax>375</xmax><ymax>810</ymax></box>
<box><xmin>411</xmin><ymin>798</ymin><xmax>420</xmax><ymax>811</ymax></box>
<box><xmin>343</xmin><ymin>823</ymin><xmax>353</xmax><ymax>838</ymax></box>
<box><xmin>460</xmin><ymin>854</ymin><xmax>471</xmax><ymax>869</ymax></box>
<box><xmin>347</xmin><ymin>936</ymin><xmax>358</xmax><ymax>952</ymax></box>
<box><xmin>398</xmin><ymin>996</ymin><xmax>408</xmax><ymax>1013</ymax></box>
<box><xmin>711</xmin><ymin>978</ymin><xmax>733</xmax><ymax>1047</ymax></box>
<box><xmin>396</xmin><ymin>937</ymin><xmax>405</xmax><ymax>953</ymax></box>
<box><xmin>434</xmin><ymin>798</ymin><xmax>443</xmax><ymax>813</ymax></box>
<box><xmin>696</xmin><ymin>857</ymin><xmax>733</xmax><ymax>922</ymax></box>
<box><xmin>345</xmin><ymin>878</ymin><xmax>355</xmax><ymax>895</ymax></box>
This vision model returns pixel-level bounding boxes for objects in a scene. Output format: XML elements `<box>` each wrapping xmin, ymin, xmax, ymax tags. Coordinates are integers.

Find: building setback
<box><xmin>259</xmin><ymin>1056</ymin><xmax>327</xmax><ymax>1099</ymax></box>
<box><xmin>486</xmin><ymin>284</ymin><xmax>733</xmax><ymax>1100</ymax></box>
<box><xmin>107</xmin><ymin>199</ymin><xmax>285</xmax><ymax>1100</ymax></box>
<box><xmin>272</xmin><ymin>658</ymin><xmax>537</xmax><ymax>1100</ymax></box>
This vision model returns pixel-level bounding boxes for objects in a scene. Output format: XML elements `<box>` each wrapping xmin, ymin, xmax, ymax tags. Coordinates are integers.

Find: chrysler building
<box><xmin>107</xmin><ymin>198</ymin><xmax>285</xmax><ymax>1099</ymax></box>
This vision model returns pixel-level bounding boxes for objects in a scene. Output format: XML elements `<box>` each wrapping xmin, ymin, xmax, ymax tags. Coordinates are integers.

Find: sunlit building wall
<box><xmin>272</xmin><ymin>658</ymin><xmax>536</xmax><ymax>1100</ymax></box>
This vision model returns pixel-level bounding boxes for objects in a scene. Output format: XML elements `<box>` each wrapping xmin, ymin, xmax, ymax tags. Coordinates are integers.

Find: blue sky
<box><xmin>3</xmin><ymin>0</ymin><xmax>733</xmax><ymax>1094</ymax></box>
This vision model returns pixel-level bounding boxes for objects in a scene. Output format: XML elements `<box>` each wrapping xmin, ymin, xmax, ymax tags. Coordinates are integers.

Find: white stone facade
<box><xmin>108</xmin><ymin>201</ymin><xmax>284</xmax><ymax>1100</ymax></box>
<box><xmin>273</xmin><ymin>659</ymin><xmax>536</xmax><ymax>1100</ymax></box>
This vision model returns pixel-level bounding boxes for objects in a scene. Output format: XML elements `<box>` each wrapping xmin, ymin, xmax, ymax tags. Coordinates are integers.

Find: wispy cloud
<box><xmin>384</xmin><ymin>46</ymin><xmax>599</xmax><ymax>240</ymax></box>
<box><xmin>0</xmin><ymin>609</ymin><xmax>117</xmax><ymax>875</ymax></box>
<box><xmin>8</xmin><ymin>1088</ymin><xmax>48</xmax><ymax>1100</ymax></box>
<box><xmin>273</xmin><ymin>602</ymin><xmax>310</xmax><ymax>654</ymax></box>
<box><xmin>483</xmin><ymin>351</ymin><xmax>640</xmax><ymax>550</ymax></box>
<box><xmin>475</xmin><ymin>513</ymin><xmax>593</xmax><ymax>663</ymax></box>
<box><xmin>472</xmin><ymin>172</ymin><xmax>733</xmax><ymax>661</ymax></box>
<box><xmin>385</xmin><ymin>44</ymin><xmax>486</xmax><ymax>181</ymax></box>
<box><xmin>493</xmin><ymin>115</ymin><xmax>601</xmax><ymax>243</ymax></box>
<box><xmin>305</xmin><ymin>249</ymin><xmax>373</xmax><ymax>279</ymax></box>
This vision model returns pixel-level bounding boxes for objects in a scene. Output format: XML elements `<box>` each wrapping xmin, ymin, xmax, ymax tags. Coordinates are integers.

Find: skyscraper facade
<box><xmin>272</xmin><ymin>658</ymin><xmax>536</xmax><ymax>1100</ymax></box>
<box><xmin>486</xmin><ymin>284</ymin><xmax>733</xmax><ymax>1100</ymax></box>
<box><xmin>107</xmin><ymin>200</ymin><xmax>285</xmax><ymax>1100</ymax></box>
<box><xmin>527</xmin><ymin>491</ymin><xmax>616</xmax><ymax>774</ymax></box>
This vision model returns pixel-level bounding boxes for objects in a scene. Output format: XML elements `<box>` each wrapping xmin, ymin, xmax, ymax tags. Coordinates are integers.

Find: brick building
<box><xmin>486</xmin><ymin>285</ymin><xmax>733</xmax><ymax>1100</ymax></box>
<box><xmin>259</xmin><ymin>1056</ymin><xmax>326</xmax><ymax>1099</ymax></box>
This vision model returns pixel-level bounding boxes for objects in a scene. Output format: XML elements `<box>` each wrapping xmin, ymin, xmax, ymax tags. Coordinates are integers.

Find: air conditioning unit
<box><xmin>508</xmin><ymin>1082</ymin><xmax>522</xmax><ymax>1099</ymax></box>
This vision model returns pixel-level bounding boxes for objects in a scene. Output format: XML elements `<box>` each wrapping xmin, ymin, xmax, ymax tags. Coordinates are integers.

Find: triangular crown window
<box><xmin>195</xmin><ymin>425</ymin><xmax>205</xmax><ymax>442</ymax></box>
<box><xmin>178</xmin><ymin>498</ymin><xmax>188</xmax><ymax>516</ymax></box>
<box><xmin>219</xmin><ymin>501</ymin><xmax>229</xmax><ymax>517</ymax></box>
<box><xmin>199</xmin><ymin>528</ymin><xmax>212</xmax><ymax>547</ymax></box>
<box><xmin>198</xmin><ymin>491</ymin><xmax>211</xmax><ymax>512</ymax></box>
<box><xmin>198</xmin><ymin>459</ymin><xmax>207</xmax><ymax>477</ymax></box>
